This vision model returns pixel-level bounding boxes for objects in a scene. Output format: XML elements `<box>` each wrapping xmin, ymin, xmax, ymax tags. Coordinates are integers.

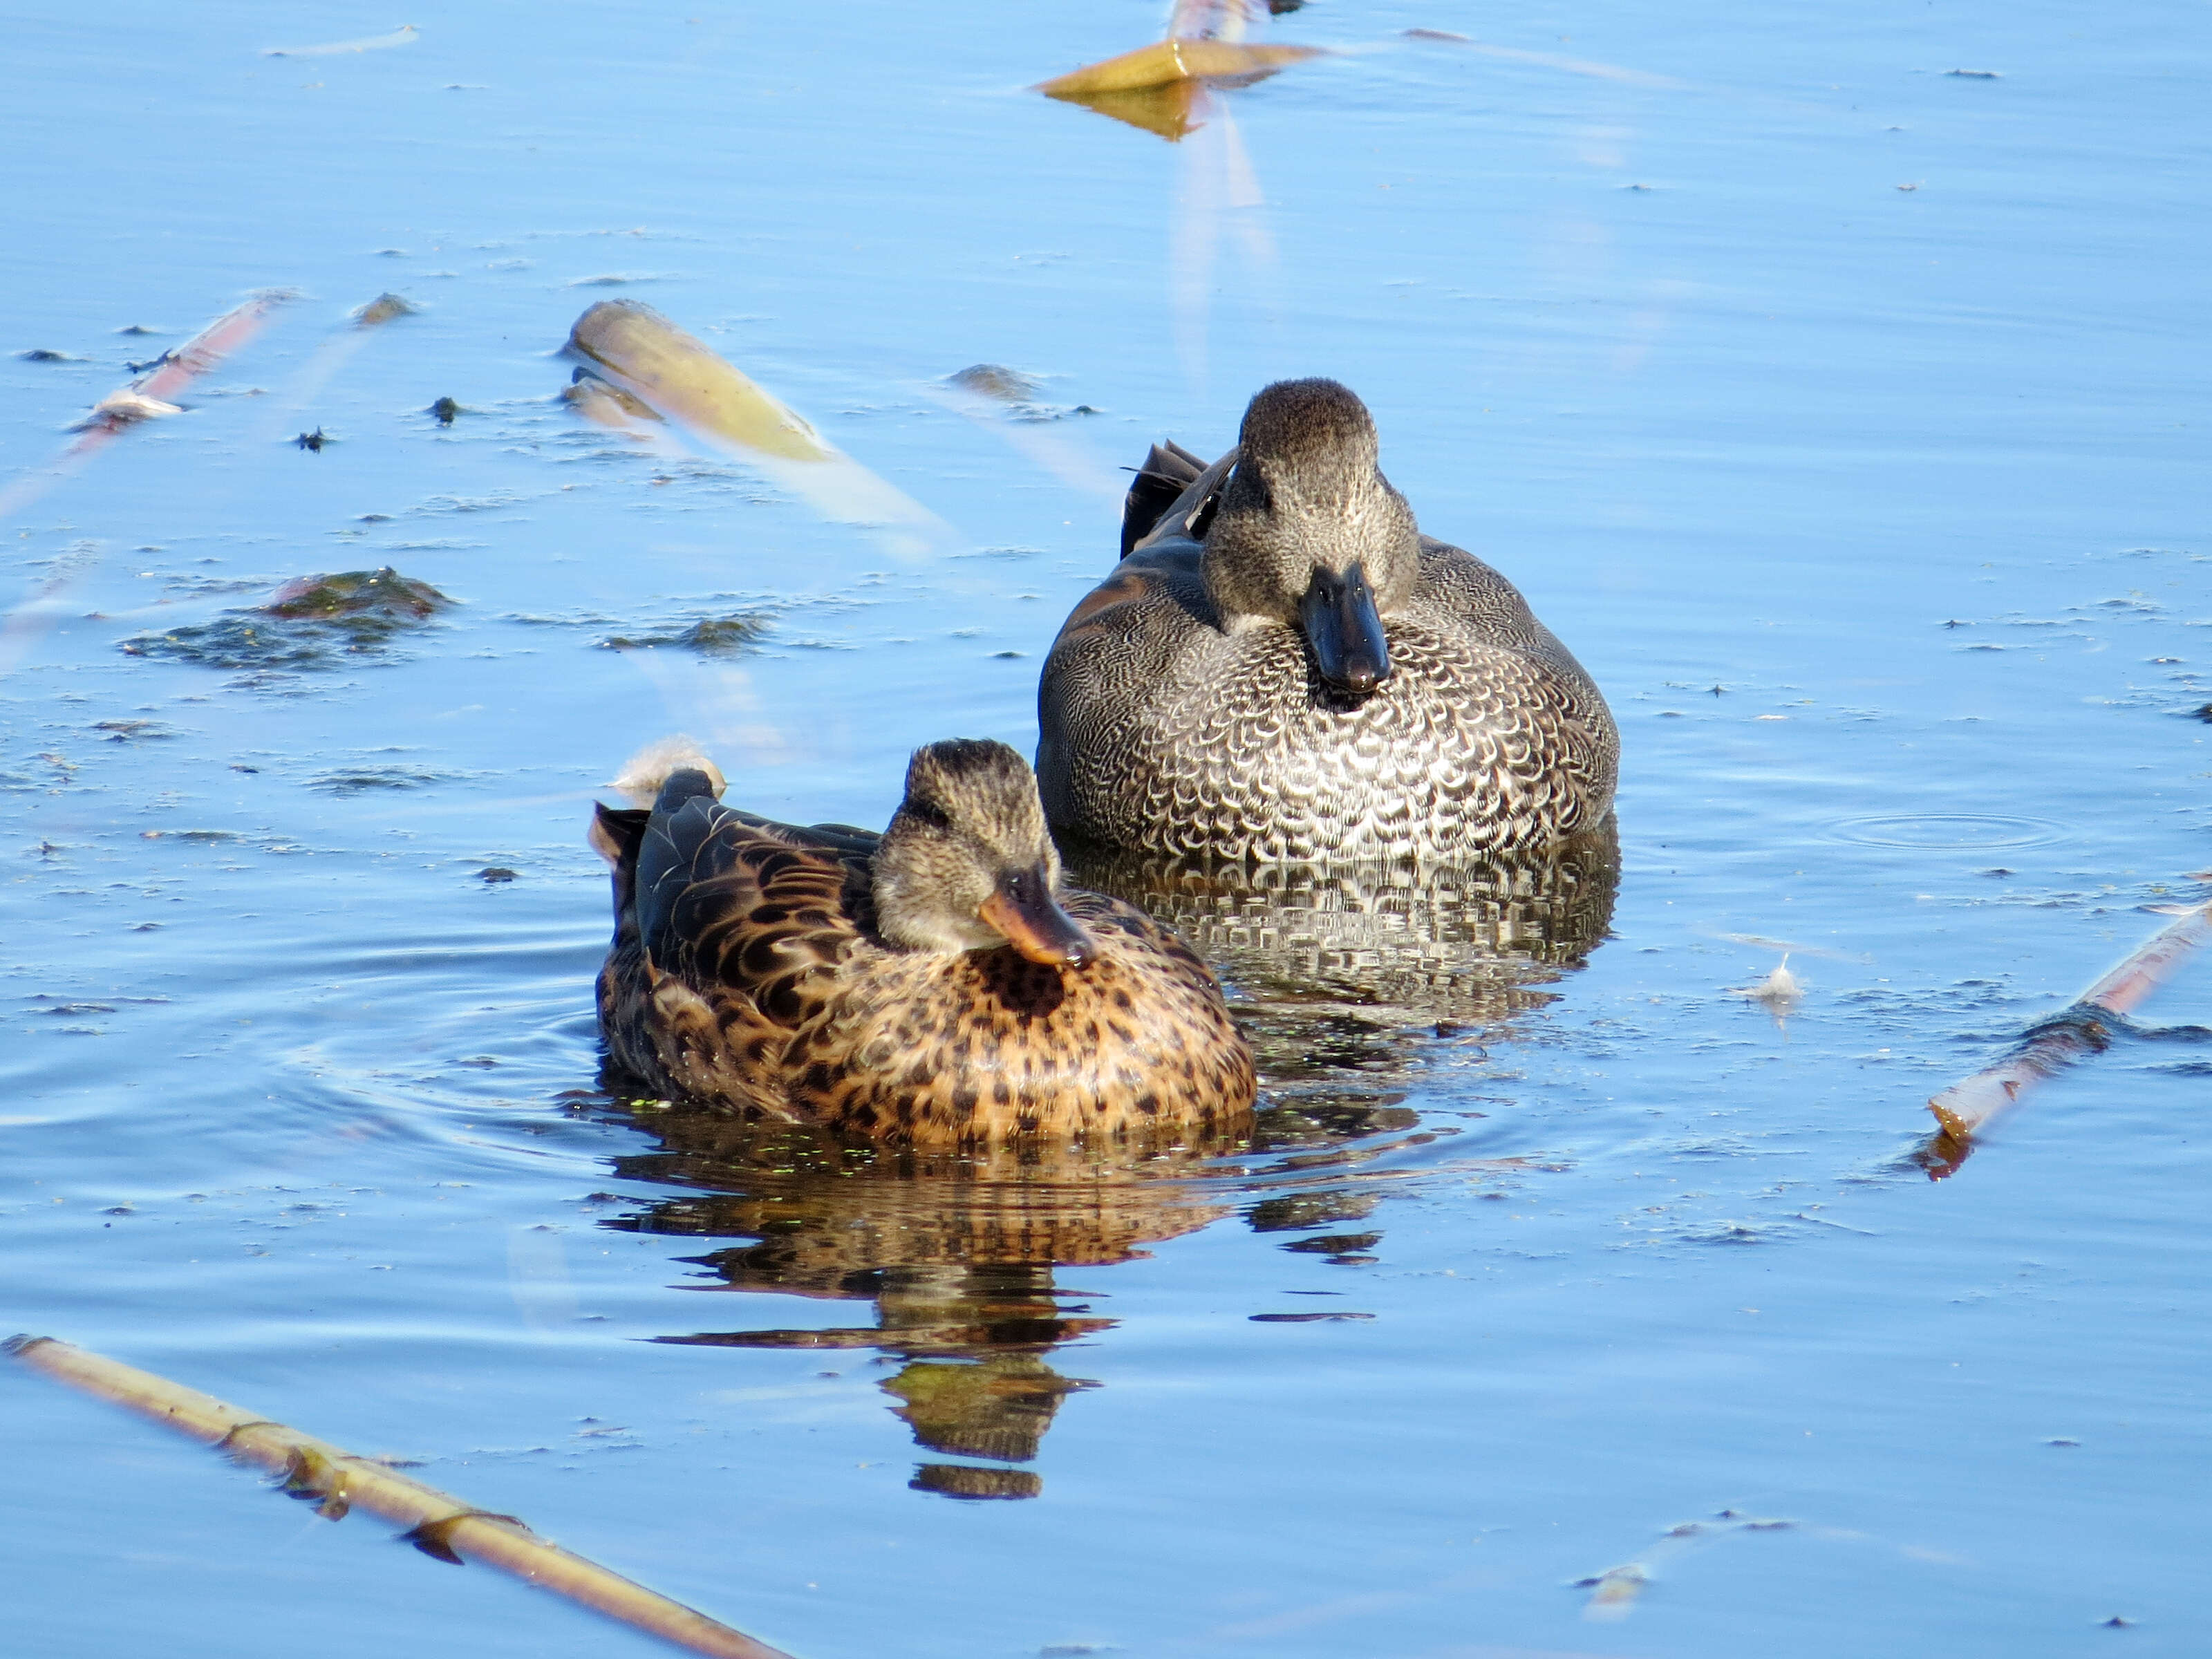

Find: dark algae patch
<box><xmin>946</xmin><ymin>363</ymin><xmax>1041</xmax><ymax>402</ymax></box>
<box><xmin>122</xmin><ymin>615</ymin><xmax>334</xmax><ymax>673</ymax></box>
<box><xmin>597</xmin><ymin>613</ymin><xmax>769</xmax><ymax>656</ymax></box>
<box><xmin>306</xmin><ymin>765</ymin><xmax>457</xmax><ymax>795</ymax></box>
<box><xmin>263</xmin><ymin>568</ymin><xmax>447</xmax><ymax>622</ymax></box>
<box><xmin>92</xmin><ymin>719</ymin><xmax>176</xmax><ymax>742</ymax></box>
<box><xmin>120</xmin><ymin>568</ymin><xmax>452</xmax><ymax>674</ymax></box>
<box><xmin>353</xmin><ymin>292</ymin><xmax>417</xmax><ymax>328</ymax></box>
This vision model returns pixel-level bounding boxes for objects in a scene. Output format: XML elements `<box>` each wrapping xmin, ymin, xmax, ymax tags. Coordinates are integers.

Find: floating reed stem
<box><xmin>6</xmin><ymin>1335</ymin><xmax>795</xmax><ymax>1659</ymax></box>
<box><xmin>1920</xmin><ymin>901</ymin><xmax>2212</xmax><ymax>1176</ymax></box>
<box><xmin>0</xmin><ymin>290</ymin><xmax>290</xmax><ymax>527</ymax></box>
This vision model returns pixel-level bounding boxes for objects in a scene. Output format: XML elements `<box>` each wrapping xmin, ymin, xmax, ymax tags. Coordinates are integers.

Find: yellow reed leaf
<box><xmin>565</xmin><ymin>300</ymin><xmax>831</xmax><ymax>465</ymax></box>
<box><xmin>1036</xmin><ymin>39</ymin><xmax>1321</xmax><ymax>97</ymax></box>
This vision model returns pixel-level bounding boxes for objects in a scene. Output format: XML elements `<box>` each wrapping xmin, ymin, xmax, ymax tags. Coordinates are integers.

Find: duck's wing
<box><xmin>1035</xmin><ymin>534</ymin><xmax>1224</xmax><ymax>834</ymax></box>
<box><xmin>721</xmin><ymin>806</ymin><xmax>880</xmax><ymax>864</ymax></box>
<box><xmin>628</xmin><ymin>769</ymin><xmax>870</xmax><ymax>1020</ymax></box>
<box><xmin>1414</xmin><ymin>537</ymin><xmax>1610</xmax><ymax>685</ymax></box>
<box><xmin>1412</xmin><ymin>538</ymin><xmax>1621</xmax><ymax>793</ymax></box>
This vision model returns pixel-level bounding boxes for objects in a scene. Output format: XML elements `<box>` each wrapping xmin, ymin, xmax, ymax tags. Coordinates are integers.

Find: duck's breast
<box><xmin>789</xmin><ymin>898</ymin><xmax>1254</xmax><ymax>1145</ymax></box>
<box><xmin>1040</xmin><ymin>541</ymin><xmax>1616</xmax><ymax>859</ymax></box>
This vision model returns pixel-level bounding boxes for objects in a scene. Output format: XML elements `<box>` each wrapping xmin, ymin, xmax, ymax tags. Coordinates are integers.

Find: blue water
<box><xmin>6</xmin><ymin>1</ymin><xmax>2209</xmax><ymax>1654</ymax></box>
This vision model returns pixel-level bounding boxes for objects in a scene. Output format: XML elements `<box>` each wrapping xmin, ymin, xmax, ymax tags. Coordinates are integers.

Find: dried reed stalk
<box><xmin>6</xmin><ymin>1335</ymin><xmax>794</xmax><ymax>1659</ymax></box>
<box><xmin>1920</xmin><ymin>901</ymin><xmax>2212</xmax><ymax>1175</ymax></box>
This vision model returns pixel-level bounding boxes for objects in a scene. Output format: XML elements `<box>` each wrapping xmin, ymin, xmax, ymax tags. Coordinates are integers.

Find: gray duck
<box><xmin>590</xmin><ymin>739</ymin><xmax>1255</xmax><ymax>1146</ymax></box>
<box><xmin>1036</xmin><ymin>378</ymin><xmax>1618</xmax><ymax>861</ymax></box>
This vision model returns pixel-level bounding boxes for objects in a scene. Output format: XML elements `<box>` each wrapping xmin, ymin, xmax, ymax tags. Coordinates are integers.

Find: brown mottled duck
<box><xmin>590</xmin><ymin>738</ymin><xmax>1255</xmax><ymax>1146</ymax></box>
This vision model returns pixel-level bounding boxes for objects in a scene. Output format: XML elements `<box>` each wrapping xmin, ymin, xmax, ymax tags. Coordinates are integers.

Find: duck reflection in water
<box><xmin>1065</xmin><ymin>819</ymin><xmax>1620</xmax><ymax>1074</ymax></box>
<box><xmin>597</xmin><ymin>1098</ymin><xmax>1414</xmax><ymax>1500</ymax></box>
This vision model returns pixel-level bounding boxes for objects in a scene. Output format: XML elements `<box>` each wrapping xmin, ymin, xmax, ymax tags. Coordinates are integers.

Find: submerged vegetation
<box><xmin>596</xmin><ymin>613</ymin><xmax>769</xmax><ymax>655</ymax></box>
<box><xmin>118</xmin><ymin>567</ymin><xmax>451</xmax><ymax>673</ymax></box>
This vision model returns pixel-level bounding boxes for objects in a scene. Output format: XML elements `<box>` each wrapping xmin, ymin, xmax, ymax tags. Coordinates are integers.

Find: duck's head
<box><xmin>1200</xmin><ymin>377</ymin><xmax>1421</xmax><ymax>697</ymax></box>
<box><xmin>872</xmin><ymin>739</ymin><xmax>1095</xmax><ymax>968</ymax></box>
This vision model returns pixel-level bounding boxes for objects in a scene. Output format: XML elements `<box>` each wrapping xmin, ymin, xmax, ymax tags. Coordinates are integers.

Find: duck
<box><xmin>1036</xmin><ymin>377</ymin><xmax>1618</xmax><ymax>862</ymax></box>
<box><xmin>589</xmin><ymin>738</ymin><xmax>1255</xmax><ymax>1146</ymax></box>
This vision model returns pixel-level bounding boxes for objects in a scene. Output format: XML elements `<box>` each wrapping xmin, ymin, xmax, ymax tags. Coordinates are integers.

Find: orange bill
<box><xmin>980</xmin><ymin>865</ymin><xmax>1096</xmax><ymax>968</ymax></box>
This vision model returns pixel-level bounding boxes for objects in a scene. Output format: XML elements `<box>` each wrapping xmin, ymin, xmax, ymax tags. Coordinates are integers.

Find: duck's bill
<box><xmin>1300</xmin><ymin>561</ymin><xmax>1393</xmax><ymax>695</ymax></box>
<box><xmin>981</xmin><ymin>868</ymin><xmax>1096</xmax><ymax>968</ymax></box>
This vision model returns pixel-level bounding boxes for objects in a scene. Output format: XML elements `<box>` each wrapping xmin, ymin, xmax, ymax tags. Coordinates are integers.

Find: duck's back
<box><xmin>597</xmin><ymin>782</ymin><xmax>872</xmax><ymax>1115</ymax></box>
<box><xmin>1038</xmin><ymin>535</ymin><xmax>1618</xmax><ymax>862</ymax></box>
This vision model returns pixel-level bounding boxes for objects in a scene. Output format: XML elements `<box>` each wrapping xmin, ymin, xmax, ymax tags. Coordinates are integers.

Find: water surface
<box><xmin>6</xmin><ymin>2</ymin><xmax>2209</xmax><ymax>1655</ymax></box>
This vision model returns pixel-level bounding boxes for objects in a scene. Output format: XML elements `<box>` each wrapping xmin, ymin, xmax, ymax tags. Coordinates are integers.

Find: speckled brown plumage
<box><xmin>1038</xmin><ymin>379</ymin><xmax>1619</xmax><ymax>861</ymax></box>
<box><xmin>593</xmin><ymin>754</ymin><xmax>1256</xmax><ymax>1148</ymax></box>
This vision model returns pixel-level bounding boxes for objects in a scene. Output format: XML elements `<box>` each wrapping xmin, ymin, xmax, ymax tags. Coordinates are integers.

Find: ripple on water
<box><xmin>1825</xmin><ymin>814</ymin><xmax>2069</xmax><ymax>850</ymax></box>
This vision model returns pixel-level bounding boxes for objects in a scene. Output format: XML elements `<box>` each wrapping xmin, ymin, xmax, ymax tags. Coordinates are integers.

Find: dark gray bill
<box><xmin>1300</xmin><ymin>561</ymin><xmax>1392</xmax><ymax>695</ymax></box>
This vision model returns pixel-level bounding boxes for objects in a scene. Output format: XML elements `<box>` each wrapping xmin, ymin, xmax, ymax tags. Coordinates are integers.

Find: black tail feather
<box><xmin>591</xmin><ymin>803</ymin><xmax>651</xmax><ymax>919</ymax></box>
<box><xmin>1120</xmin><ymin>439</ymin><xmax>1209</xmax><ymax>560</ymax></box>
<box><xmin>635</xmin><ymin>772</ymin><xmax>735</xmax><ymax>967</ymax></box>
